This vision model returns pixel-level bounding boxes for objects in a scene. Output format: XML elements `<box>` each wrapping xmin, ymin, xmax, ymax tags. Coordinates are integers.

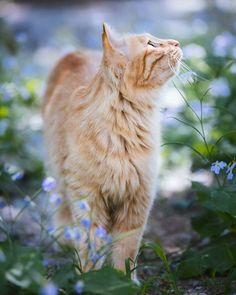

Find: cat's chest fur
<box><xmin>66</xmin><ymin>96</ymin><xmax>160</xmax><ymax>199</ymax></box>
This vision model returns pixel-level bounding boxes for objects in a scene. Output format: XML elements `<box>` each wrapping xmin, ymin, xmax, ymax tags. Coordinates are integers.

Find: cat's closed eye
<box><xmin>147</xmin><ymin>40</ymin><xmax>158</xmax><ymax>47</ymax></box>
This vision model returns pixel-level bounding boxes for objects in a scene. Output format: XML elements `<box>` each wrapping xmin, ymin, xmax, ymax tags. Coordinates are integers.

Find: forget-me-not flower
<box><xmin>0</xmin><ymin>199</ymin><xmax>6</xmax><ymax>209</ymax></box>
<box><xmin>24</xmin><ymin>196</ymin><xmax>36</xmax><ymax>208</ymax></box>
<box><xmin>76</xmin><ymin>200</ymin><xmax>90</xmax><ymax>211</ymax></box>
<box><xmin>47</xmin><ymin>226</ymin><xmax>56</xmax><ymax>236</ymax></box>
<box><xmin>209</xmin><ymin>78</ymin><xmax>230</xmax><ymax>97</ymax></box>
<box><xmin>95</xmin><ymin>226</ymin><xmax>107</xmax><ymax>240</ymax></box>
<box><xmin>213</xmin><ymin>32</ymin><xmax>235</xmax><ymax>57</ymax></box>
<box><xmin>40</xmin><ymin>282</ymin><xmax>58</xmax><ymax>295</ymax></box>
<box><xmin>182</xmin><ymin>43</ymin><xmax>206</xmax><ymax>59</ymax></box>
<box><xmin>64</xmin><ymin>226</ymin><xmax>81</xmax><ymax>241</ymax></box>
<box><xmin>80</xmin><ymin>218</ymin><xmax>91</xmax><ymax>229</ymax></box>
<box><xmin>42</xmin><ymin>177</ymin><xmax>56</xmax><ymax>192</ymax></box>
<box><xmin>226</xmin><ymin>162</ymin><xmax>236</xmax><ymax>180</ymax></box>
<box><xmin>11</xmin><ymin>170</ymin><xmax>24</xmax><ymax>181</ymax></box>
<box><xmin>211</xmin><ymin>161</ymin><xmax>227</xmax><ymax>174</ymax></box>
<box><xmin>49</xmin><ymin>193</ymin><xmax>62</xmax><ymax>206</ymax></box>
<box><xmin>74</xmin><ymin>280</ymin><xmax>84</xmax><ymax>294</ymax></box>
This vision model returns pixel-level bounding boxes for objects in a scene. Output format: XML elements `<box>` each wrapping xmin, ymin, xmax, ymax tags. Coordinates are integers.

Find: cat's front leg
<box><xmin>111</xmin><ymin>194</ymin><xmax>152</xmax><ymax>282</ymax></box>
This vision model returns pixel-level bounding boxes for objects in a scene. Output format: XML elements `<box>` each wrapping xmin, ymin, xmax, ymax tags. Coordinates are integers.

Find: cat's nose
<box><xmin>168</xmin><ymin>39</ymin><xmax>180</xmax><ymax>47</ymax></box>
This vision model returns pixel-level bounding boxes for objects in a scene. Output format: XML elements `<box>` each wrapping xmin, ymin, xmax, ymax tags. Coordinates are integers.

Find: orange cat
<box><xmin>42</xmin><ymin>23</ymin><xmax>182</xmax><ymax>280</ymax></box>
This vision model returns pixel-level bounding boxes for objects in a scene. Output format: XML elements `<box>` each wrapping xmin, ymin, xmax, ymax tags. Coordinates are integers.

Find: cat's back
<box><xmin>42</xmin><ymin>50</ymin><xmax>102</xmax><ymax>115</ymax></box>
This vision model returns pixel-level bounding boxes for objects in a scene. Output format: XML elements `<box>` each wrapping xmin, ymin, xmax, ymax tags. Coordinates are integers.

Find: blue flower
<box><xmin>182</xmin><ymin>43</ymin><xmax>206</xmax><ymax>59</ymax></box>
<box><xmin>213</xmin><ymin>32</ymin><xmax>235</xmax><ymax>57</ymax></box>
<box><xmin>11</xmin><ymin>170</ymin><xmax>24</xmax><ymax>181</ymax></box>
<box><xmin>226</xmin><ymin>162</ymin><xmax>236</xmax><ymax>180</ymax></box>
<box><xmin>74</xmin><ymin>281</ymin><xmax>84</xmax><ymax>294</ymax></box>
<box><xmin>64</xmin><ymin>226</ymin><xmax>81</xmax><ymax>241</ymax></box>
<box><xmin>49</xmin><ymin>193</ymin><xmax>62</xmax><ymax>206</ymax></box>
<box><xmin>73</xmin><ymin>228</ymin><xmax>81</xmax><ymax>241</ymax></box>
<box><xmin>64</xmin><ymin>227</ymin><xmax>73</xmax><ymax>240</ymax></box>
<box><xmin>42</xmin><ymin>177</ymin><xmax>56</xmax><ymax>192</ymax></box>
<box><xmin>24</xmin><ymin>196</ymin><xmax>36</xmax><ymax>208</ymax></box>
<box><xmin>89</xmin><ymin>252</ymin><xmax>100</xmax><ymax>264</ymax></box>
<box><xmin>95</xmin><ymin>226</ymin><xmax>107</xmax><ymax>240</ymax></box>
<box><xmin>40</xmin><ymin>282</ymin><xmax>58</xmax><ymax>295</ymax></box>
<box><xmin>47</xmin><ymin>226</ymin><xmax>56</xmax><ymax>236</ymax></box>
<box><xmin>76</xmin><ymin>200</ymin><xmax>90</xmax><ymax>211</ymax></box>
<box><xmin>42</xmin><ymin>258</ymin><xmax>50</xmax><ymax>267</ymax></box>
<box><xmin>211</xmin><ymin>161</ymin><xmax>227</xmax><ymax>174</ymax></box>
<box><xmin>80</xmin><ymin>218</ymin><xmax>91</xmax><ymax>229</ymax></box>
<box><xmin>0</xmin><ymin>199</ymin><xmax>6</xmax><ymax>209</ymax></box>
<box><xmin>209</xmin><ymin>78</ymin><xmax>230</xmax><ymax>97</ymax></box>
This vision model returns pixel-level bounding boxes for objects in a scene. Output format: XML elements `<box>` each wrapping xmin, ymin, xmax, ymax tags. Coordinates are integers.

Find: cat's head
<box><xmin>101</xmin><ymin>23</ymin><xmax>182</xmax><ymax>94</ymax></box>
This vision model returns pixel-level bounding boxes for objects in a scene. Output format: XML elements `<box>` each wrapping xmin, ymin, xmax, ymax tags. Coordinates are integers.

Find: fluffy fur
<box><xmin>42</xmin><ymin>24</ymin><xmax>182</xmax><ymax>279</ymax></box>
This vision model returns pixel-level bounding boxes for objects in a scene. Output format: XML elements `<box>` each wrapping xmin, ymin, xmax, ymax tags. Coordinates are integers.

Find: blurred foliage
<box><xmin>0</xmin><ymin>18</ymin><xmax>44</xmax><ymax>197</ymax></box>
<box><xmin>165</xmin><ymin>28</ymin><xmax>236</xmax><ymax>292</ymax></box>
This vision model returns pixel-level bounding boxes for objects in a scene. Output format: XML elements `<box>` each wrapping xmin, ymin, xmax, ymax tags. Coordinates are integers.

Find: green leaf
<box><xmin>143</xmin><ymin>242</ymin><xmax>169</xmax><ymax>271</ymax></box>
<box><xmin>192</xmin><ymin>210</ymin><xmax>229</xmax><ymax>237</ymax></box>
<box><xmin>176</xmin><ymin>235</ymin><xmax>236</xmax><ymax>278</ymax></box>
<box><xmin>80</xmin><ymin>266</ymin><xmax>138</xmax><ymax>295</ymax></box>
<box><xmin>192</xmin><ymin>182</ymin><xmax>236</xmax><ymax>216</ymax></box>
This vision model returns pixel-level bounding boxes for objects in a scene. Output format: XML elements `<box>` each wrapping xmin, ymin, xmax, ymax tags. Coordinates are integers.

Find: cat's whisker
<box><xmin>174</xmin><ymin>56</ymin><xmax>193</xmax><ymax>72</ymax></box>
<box><xmin>176</xmin><ymin>58</ymin><xmax>209</xmax><ymax>81</ymax></box>
<box><xmin>167</xmin><ymin>58</ymin><xmax>186</xmax><ymax>85</ymax></box>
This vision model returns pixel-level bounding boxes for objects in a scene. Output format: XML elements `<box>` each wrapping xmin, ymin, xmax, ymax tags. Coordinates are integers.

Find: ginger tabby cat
<box><xmin>42</xmin><ymin>23</ymin><xmax>182</xmax><ymax>280</ymax></box>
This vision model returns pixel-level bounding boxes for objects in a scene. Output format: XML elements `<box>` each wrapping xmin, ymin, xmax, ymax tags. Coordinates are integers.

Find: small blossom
<box><xmin>76</xmin><ymin>200</ymin><xmax>90</xmax><ymax>211</ymax></box>
<box><xmin>183</xmin><ymin>43</ymin><xmax>206</xmax><ymax>59</ymax></box>
<box><xmin>95</xmin><ymin>226</ymin><xmax>107</xmax><ymax>240</ymax></box>
<box><xmin>64</xmin><ymin>227</ymin><xmax>73</xmax><ymax>240</ymax></box>
<box><xmin>49</xmin><ymin>193</ymin><xmax>62</xmax><ymax>206</ymax></box>
<box><xmin>40</xmin><ymin>282</ymin><xmax>58</xmax><ymax>295</ymax></box>
<box><xmin>11</xmin><ymin>170</ymin><xmax>24</xmax><ymax>181</ymax></box>
<box><xmin>74</xmin><ymin>229</ymin><xmax>81</xmax><ymax>241</ymax></box>
<box><xmin>0</xmin><ymin>199</ymin><xmax>6</xmax><ymax>209</ymax></box>
<box><xmin>74</xmin><ymin>280</ymin><xmax>84</xmax><ymax>294</ymax></box>
<box><xmin>89</xmin><ymin>252</ymin><xmax>100</xmax><ymax>264</ymax></box>
<box><xmin>226</xmin><ymin>162</ymin><xmax>236</xmax><ymax>180</ymax></box>
<box><xmin>42</xmin><ymin>177</ymin><xmax>56</xmax><ymax>192</ymax></box>
<box><xmin>47</xmin><ymin>226</ymin><xmax>56</xmax><ymax>236</ymax></box>
<box><xmin>80</xmin><ymin>218</ymin><xmax>91</xmax><ymax>229</ymax></box>
<box><xmin>213</xmin><ymin>32</ymin><xmax>235</xmax><ymax>57</ymax></box>
<box><xmin>24</xmin><ymin>196</ymin><xmax>36</xmax><ymax>208</ymax></box>
<box><xmin>42</xmin><ymin>258</ymin><xmax>58</xmax><ymax>267</ymax></box>
<box><xmin>209</xmin><ymin>78</ymin><xmax>230</xmax><ymax>97</ymax></box>
<box><xmin>42</xmin><ymin>258</ymin><xmax>50</xmax><ymax>267</ymax></box>
<box><xmin>64</xmin><ymin>226</ymin><xmax>81</xmax><ymax>241</ymax></box>
<box><xmin>211</xmin><ymin>161</ymin><xmax>227</xmax><ymax>174</ymax></box>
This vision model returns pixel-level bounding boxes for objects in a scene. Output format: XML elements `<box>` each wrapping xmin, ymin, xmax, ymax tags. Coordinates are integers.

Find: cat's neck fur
<box><xmin>79</xmin><ymin>66</ymin><xmax>160</xmax><ymax>154</ymax></box>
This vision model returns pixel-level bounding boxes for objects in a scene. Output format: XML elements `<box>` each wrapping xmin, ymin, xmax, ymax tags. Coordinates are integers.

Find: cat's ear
<box><xmin>102</xmin><ymin>23</ymin><xmax>126</xmax><ymax>57</ymax></box>
<box><xmin>102</xmin><ymin>23</ymin><xmax>114</xmax><ymax>52</ymax></box>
